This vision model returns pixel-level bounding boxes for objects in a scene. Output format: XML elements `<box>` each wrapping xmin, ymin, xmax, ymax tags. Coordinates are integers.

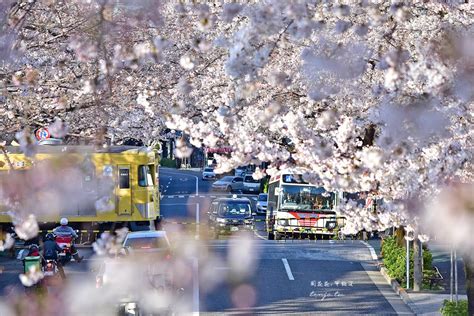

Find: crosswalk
<box><xmin>161</xmin><ymin>193</ymin><xmax>258</xmax><ymax>200</ymax></box>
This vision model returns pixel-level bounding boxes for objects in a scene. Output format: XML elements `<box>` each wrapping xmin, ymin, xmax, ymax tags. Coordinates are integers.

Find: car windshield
<box><xmin>258</xmin><ymin>194</ymin><xmax>268</xmax><ymax>201</ymax></box>
<box><xmin>204</xmin><ymin>168</ymin><xmax>213</xmax><ymax>172</ymax></box>
<box><xmin>124</xmin><ymin>236</ymin><xmax>169</xmax><ymax>250</ymax></box>
<box><xmin>218</xmin><ymin>202</ymin><xmax>251</xmax><ymax>217</ymax></box>
<box><xmin>280</xmin><ymin>185</ymin><xmax>334</xmax><ymax>211</ymax></box>
<box><xmin>219</xmin><ymin>176</ymin><xmax>234</xmax><ymax>182</ymax></box>
<box><xmin>244</xmin><ymin>176</ymin><xmax>259</xmax><ymax>183</ymax></box>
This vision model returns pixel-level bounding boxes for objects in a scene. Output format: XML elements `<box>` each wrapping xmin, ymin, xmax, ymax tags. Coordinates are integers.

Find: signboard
<box><xmin>35</xmin><ymin>128</ymin><xmax>50</xmax><ymax>141</ymax></box>
<box><xmin>205</xmin><ymin>147</ymin><xmax>232</xmax><ymax>154</ymax></box>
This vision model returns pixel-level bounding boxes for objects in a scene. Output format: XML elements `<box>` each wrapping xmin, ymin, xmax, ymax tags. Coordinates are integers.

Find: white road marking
<box><xmin>178</xmin><ymin>195</ymin><xmax>185</xmax><ymax>198</ymax></box>
<box><xmin>361</xmin><ymin>241</ymin><xmax>378</xmax><ymax>260</ymax></box>
<box><xmin>159</xmin><ymin>169</ymin><xmax>199</xmax><ymax>197</ymax></box>
<box><xmin>195</xmin><ymin>203</ymin><xmax>200</xmax><ymax>240</ymax></box>
<box><xmin>253</xmin><ymin>230</ymin><xmax>268</xmax><ymax>241</ymax></box>
<box><xmin>282</xmin><ymin>258</ymin><xmax>295</xmax><ymax>281</ymax></box>
<box><xmin>193</xmin><ymin>257</ymin><xmax>200</xmax><ymax>315</ymax></box>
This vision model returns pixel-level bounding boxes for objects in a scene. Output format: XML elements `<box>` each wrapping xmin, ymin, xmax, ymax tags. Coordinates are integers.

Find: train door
<box><xmin>117</xmin><ymin>165</ymin><xmax>132</xmax><ymax>215</ymax></box>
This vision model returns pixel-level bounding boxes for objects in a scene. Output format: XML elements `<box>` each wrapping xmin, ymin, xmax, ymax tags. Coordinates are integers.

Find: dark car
<box><xmin>207</xmin><ymin>197</ymin><xmax>254</xmax><ymax>239</ymax></box>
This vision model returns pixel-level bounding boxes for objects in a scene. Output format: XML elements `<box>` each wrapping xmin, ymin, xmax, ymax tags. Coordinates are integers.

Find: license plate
<box><xmin>44</xmin><ymin>271</ymin><xmax>54</xmax><ymax>276</ymax></box>
<box><xmin>249</xmin><ymin>188</ymin><xmax>254</xmax><ymax>191</ymax></box>
<box><xmin>230</xmin><ymin>226</ymin><xmax>239</xmax><ymax>232</ymax></box>
<box><xmin>58</xmin><ymin>253</ymin><xmax>66</xmax><ymax>257</ymax></box>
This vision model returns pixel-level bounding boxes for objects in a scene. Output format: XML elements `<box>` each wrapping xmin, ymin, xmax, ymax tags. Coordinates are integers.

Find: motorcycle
<box><xmin>55</xmin><ymin>235</ymin><xmax>73</xmax><ymax>266</ymax></box>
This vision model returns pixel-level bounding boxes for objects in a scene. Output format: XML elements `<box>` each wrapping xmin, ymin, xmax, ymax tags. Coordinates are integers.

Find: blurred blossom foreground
<box><xmin>0</xmin><ymin>0</ymin><xmax>473</xmax><ymax>315</ymax></box>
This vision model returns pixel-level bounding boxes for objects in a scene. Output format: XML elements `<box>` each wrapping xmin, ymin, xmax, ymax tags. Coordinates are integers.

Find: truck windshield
<box><xmin>279</xmin><ymin>185</ymin><xmax>334</xmax><ymax>211</ymax></box>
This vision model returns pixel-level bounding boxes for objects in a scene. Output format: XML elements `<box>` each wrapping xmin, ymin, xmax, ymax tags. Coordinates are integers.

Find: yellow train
<box><xmin>0</xmin><ymin>145</ymin><xmax>161</xmax><ymax>234</ymax></box>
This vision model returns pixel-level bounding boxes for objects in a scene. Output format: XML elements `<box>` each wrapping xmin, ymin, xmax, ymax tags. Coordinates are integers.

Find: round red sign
<box><xmin>35</xmin><ymin>128</ymin><xmax>50</xmax><ymax>141</ymax></box>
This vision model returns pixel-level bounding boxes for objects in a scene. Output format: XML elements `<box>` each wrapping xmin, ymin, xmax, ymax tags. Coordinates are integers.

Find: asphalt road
<box><xmin>0</xmin><ymin>239</ymin><xmax>412</xmax><ymax>314</ymax></box>
<box><xmin>158</xmin><ymin>168</ymin><xmax>412</xmax><ymax>314</ymax></box>
<box><xmin>0</xmin><ymin>168</ymin><xmax>413</xmax><ymax>314</ymax></box>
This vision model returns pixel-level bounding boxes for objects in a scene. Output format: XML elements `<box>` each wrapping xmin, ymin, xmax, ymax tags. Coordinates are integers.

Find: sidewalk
<box><xmin>366</xmin><ymin>238</ymin><xmax>467</xmax><ymax>315</ymax></box>
<box><xmin>407</xmin><ymin>292</ymin><xmax>467</xmax><ymax>315</ymax></box>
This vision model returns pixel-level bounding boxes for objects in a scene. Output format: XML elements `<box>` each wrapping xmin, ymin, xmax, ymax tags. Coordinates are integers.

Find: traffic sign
<box><xmin>35</xmin><ymin>128</ymin><xmax>50</xmax><ymax>141</ymax></box>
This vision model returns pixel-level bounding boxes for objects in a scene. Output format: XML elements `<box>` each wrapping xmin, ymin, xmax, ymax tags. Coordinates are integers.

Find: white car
<box><xmin>243</xmin><ymin>175</ymin><xmax>260</xmax><ymax>194</ymax></box>
<box><xmin>212</xmin><ymin>176</ymin><xmax>244</xmax><ymax>192</ymax></box>
<box><xmin>95</xmin><ymin>231</ymin><xmax>176</xmax><ymax>314</ymax></box>
<box><xmin>256</xmin><ymin>193</ymin><xmax>268</xmax><ymax>214</ymax></box>
<box><xmin>202</xmin><ymin>167</ymin><xmax>216</xmax><ymax>180</ymax></box>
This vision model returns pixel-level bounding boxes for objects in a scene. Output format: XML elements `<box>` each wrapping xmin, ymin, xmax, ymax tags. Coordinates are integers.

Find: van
<box><xmin>243</xmin><ymin>175</ymin><xmax>260</xmax><ymax>194</ymax></box>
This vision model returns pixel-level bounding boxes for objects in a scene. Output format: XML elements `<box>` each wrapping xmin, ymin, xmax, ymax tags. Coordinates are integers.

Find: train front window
<box><xmin>138</xmin><ymin>165</ymin><xmax>154</xmax><ymax>187</ymax></box>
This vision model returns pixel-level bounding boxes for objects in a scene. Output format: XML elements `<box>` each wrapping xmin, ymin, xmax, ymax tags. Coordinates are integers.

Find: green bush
<box><xmin>382</xmin><ymin>236</ymin><xmax>407</xmax><ymax>282</ymax></box>
<box><xmin>160</xmin><ymin>158</ymin><xmax>177</xmax><ymax>168</ymax></box>
<box><xmin>381</xmin><ymin>236</ymin><xmax>434</xmax><ymax>287</ymax></box>
<box><xmin>440</xmin><ymin>300</ymin><xmax>468</xmax><ymax>316</ymax></box>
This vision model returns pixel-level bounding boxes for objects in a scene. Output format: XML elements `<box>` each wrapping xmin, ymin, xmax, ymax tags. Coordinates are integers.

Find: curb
<box><xmin>379</xmin><ymin>266</ymin><xmax>421</xmax><ymax>315</ymax></box>
<box><xmin>362</xmin><ymin>241</ymin><xmax>420</xmax><ymax>315</ymax></box>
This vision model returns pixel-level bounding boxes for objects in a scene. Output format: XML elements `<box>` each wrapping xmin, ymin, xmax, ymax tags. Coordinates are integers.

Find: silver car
<box><xmin>202</xmin><ymin>167</ymin><xmax>216</xmax><ymax>180</ymax></box>
<box><xmin>212</xmin><ymin>176</ymin><xmax>244</xmax><ymax>192</ymax></box>
<box><xmin>256</xmin><ymin>193</ymin><xmax>268</xmax><ymax>214</ymax></box>
<box><xmin>243</xmin><ymin>175</ymin><xmax>261</xmax><ymax>194</ymax></box>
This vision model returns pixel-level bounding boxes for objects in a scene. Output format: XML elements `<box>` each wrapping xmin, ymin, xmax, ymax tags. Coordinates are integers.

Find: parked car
<box><xmin>207</xmin><ymin>197</ymin><xmax>254</xmax><ymax>238</ymax></box>
<box><xmin>256</xmin><ymin>193</ymin><xmax>268</xmax><ymax>215</ymax></box>
<box><xmin>202</xmin><ymin>167</ymin><xmax>216</xmax><ymax>180</ymax></box>
<box><xmin>243</xmin><ymin>175</ymin><xmax>261</xmax><ymax>194</ymax></box>
<box><xmin>211</xmin><ymin>176</ymin><xmax>244</xmax><ymax>192</ymax></box>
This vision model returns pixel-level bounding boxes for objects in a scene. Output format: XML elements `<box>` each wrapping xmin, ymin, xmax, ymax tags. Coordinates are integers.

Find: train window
<box><xmin>138</xmin><ymin>165</ymin><xmax>154</xmax><ymax>187</ymax></box>
<box><xmin>119</xmin><ymin>168</ymin><xmax>130</xmax><ymax>189</ymax></box>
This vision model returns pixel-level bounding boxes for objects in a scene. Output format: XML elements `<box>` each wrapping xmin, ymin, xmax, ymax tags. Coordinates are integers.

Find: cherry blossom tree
<box><xmin>0</xmin><ymin>0</ymin><xmax>473</xmax><ymax>312</ymax></box>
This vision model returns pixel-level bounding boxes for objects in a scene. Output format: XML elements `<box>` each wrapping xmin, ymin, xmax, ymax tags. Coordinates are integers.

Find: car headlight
<box><xmin>326</xmin><ymin>221</ymin><xmax>337</xmax><ymax>230</ymax></box>
<box><xmin>278</xmin><ymin>219</ymin><xmax>289</xmax><ymax>226</ymax></box>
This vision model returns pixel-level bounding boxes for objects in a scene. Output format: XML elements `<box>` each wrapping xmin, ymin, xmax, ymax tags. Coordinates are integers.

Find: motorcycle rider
<box><xmin>53</xmin><ymin>218</ymin><xmax>83</xmax><ymax>263</ymax></box>
<box><xmin>42</xmin><ymin>233</ymin><xmax>66</xmax><ymax>279</ymax></box>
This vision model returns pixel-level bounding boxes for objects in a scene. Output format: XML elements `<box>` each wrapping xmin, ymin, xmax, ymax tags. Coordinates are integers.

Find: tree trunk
<box><xmin>464</xmin><ymin>254</ymin><xmax>474</xmax><ymax>316</ymax></box>
<box><xmin>395</xmin><ymin>227</ymin><xmax>405</xmax><ymax>247</ymax></box>
<box><xmin>413</xmin><ymin>238</ymin><xmax>422</xmax><ymax>291</ymax></box>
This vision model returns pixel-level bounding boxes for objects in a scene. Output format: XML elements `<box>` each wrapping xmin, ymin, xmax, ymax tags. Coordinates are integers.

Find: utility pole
<box><xmin>406</xmin><ymin>237</ymin><xmax>410</xmax><ymax>290</ymax></box>
<box><xmin>413</xmin><ymin>237</ymin><xmax>423</xmax><ymax>291</ymax></box>
<box><xmin>454</xmin><ymin>249</ymin><xmax>458</xmax><ymax>303</ymax></box>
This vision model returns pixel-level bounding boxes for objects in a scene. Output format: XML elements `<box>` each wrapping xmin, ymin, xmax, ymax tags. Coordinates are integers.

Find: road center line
<box><xmin>282</xmin><ymin>258</ymin><xmax>295</xmax><ymax>281</ymax></box>
<box><xmin>195</xmin><ymin>203</ymin><xmax>200</xmax><ymax>240</ymax></box>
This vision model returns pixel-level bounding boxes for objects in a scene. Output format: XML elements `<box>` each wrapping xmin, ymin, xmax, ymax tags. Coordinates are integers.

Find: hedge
<box><xmin>160</xmin><ymin>158</ymin><xmax>177</xmax><ymax>168</ymax></box>
<box><xmin>440</xmin><ymin>300</ymin><xmax>468</xmax><ymax>316</ymax></box>
<box><xmin>381</xmin><ymin>236</ymin><xmax>433</xmax><ymax>287</ymax></box>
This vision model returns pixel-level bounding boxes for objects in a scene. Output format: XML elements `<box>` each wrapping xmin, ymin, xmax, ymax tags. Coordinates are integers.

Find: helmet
<box><xmin>29</xmin><ymin>244</ymin><xmax>39</xmax><ymax>251</ymax></box>
<box><xmin>45</xmin><ymin>233</ymin><xmax>55</xmax><ymax>241</ymax></box>
<box><xmin>60</xmin><ymin>218</ymin><xmax>68</xmax><ymax>226</ymax></box>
